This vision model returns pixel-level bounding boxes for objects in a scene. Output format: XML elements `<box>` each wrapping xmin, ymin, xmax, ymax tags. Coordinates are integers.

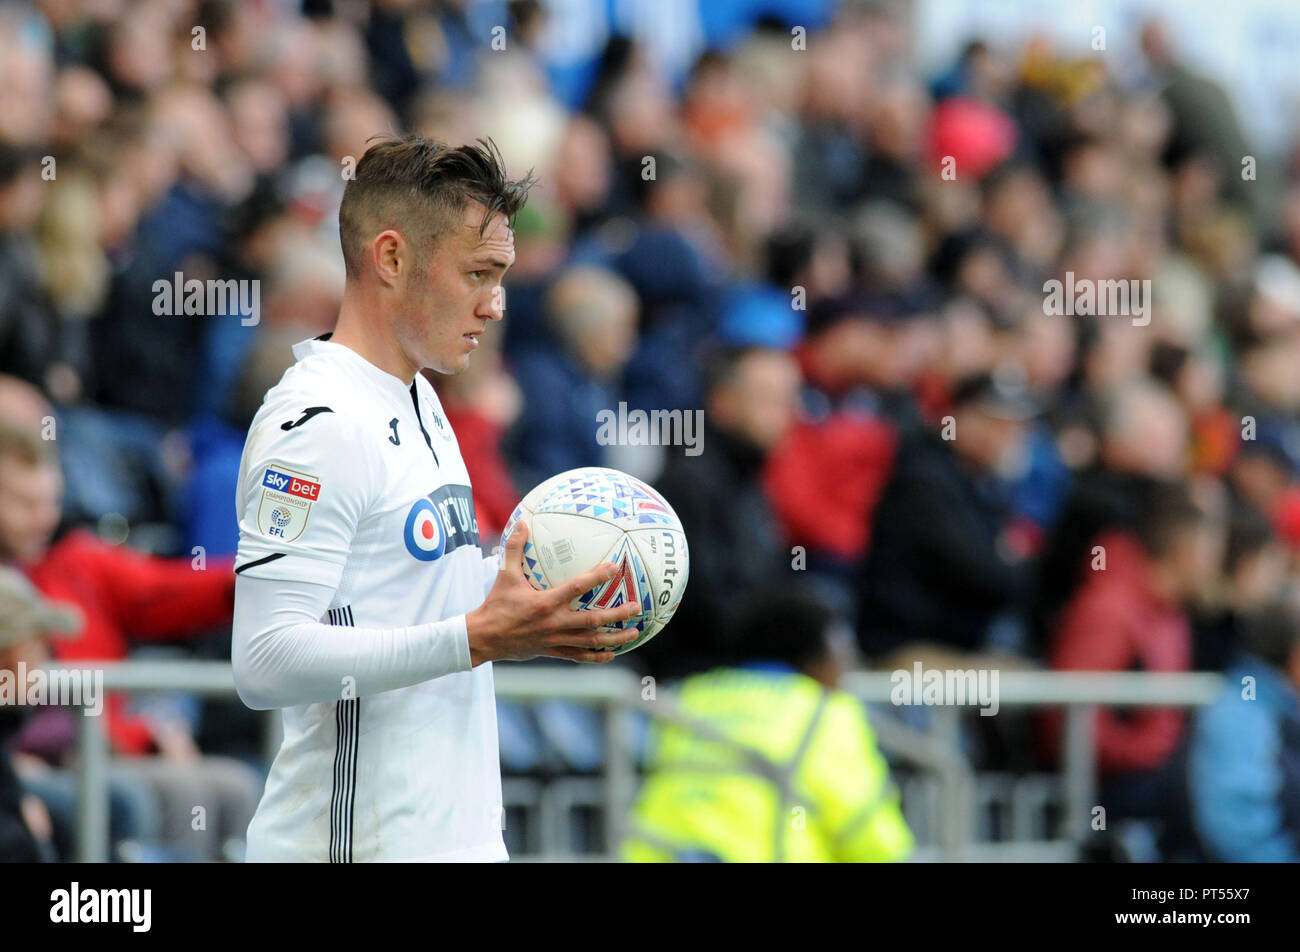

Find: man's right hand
<box><xmin>465</xmin><ymin>521</ymin><xmax>643</xmax><ymax>666</ymax></box>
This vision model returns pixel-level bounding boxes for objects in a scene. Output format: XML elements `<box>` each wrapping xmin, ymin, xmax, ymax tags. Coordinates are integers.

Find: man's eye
<box><xmin>469</xmin><ymin>271</ymin><xmax>486</xmax><ymax>281</ymax></box>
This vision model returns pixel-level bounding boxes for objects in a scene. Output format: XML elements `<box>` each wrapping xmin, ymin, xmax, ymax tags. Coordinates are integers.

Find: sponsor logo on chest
<box><xmin>403</xmin><ymin>484</ymin><xmax>480</xmax><ymax>561</ymax></box>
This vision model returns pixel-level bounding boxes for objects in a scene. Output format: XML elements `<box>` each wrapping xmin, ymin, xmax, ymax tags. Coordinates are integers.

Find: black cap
<box><xmin>950</xmin><ymin>369</ymin><xmax>1040</xmax><ymax>422</ymax></box>
<box><xmin>805</xmin><ymin>291</ymin><xmax>909</xmax><ymax>338</ymax></box>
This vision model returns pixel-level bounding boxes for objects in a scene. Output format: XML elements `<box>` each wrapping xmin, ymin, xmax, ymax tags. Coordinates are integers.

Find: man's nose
<box><xmin>480</xmin><ymin>286</ymin><xmax>506</xmax><ymax>321</ymax></box>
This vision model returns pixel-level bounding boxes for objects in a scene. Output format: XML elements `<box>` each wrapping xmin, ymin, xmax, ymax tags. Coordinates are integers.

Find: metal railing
<box><xmin>54</xmin><ymin>662</ymin><xmax>1224</xmax><ymax>861</ymax></box>
<box><xmin>843</xmin><ymin>670</ymin><xmax>1224</xmax><ymax>857</ymax></box>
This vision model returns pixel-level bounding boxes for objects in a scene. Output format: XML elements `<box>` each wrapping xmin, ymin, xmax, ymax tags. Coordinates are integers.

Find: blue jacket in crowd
<box><xmin>1189</xmin><ymin>655</ymin><xmax>1300</xmax><ymax>862</ymax></box>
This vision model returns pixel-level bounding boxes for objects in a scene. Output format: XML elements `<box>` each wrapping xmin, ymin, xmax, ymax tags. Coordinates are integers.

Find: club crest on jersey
<box><xmin>403</xmin><ymin>498</ymin><xmax>447</xmax><ymax>561</ymax></box>
<box><xmin>429</xmin><ymin>408</ymin><xmax>449</xmax><ymax>435</ymax></box>
<box><xmin>256</xmin><ymin>464</ymin><xmax>320</xmax><ymax>541</ymax></box>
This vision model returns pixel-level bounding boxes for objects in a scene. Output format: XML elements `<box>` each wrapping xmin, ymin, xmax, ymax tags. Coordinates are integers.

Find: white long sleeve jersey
<box><xmin>232</xmin><ymin>334</ymin><xmax>506</xmax><ymax>862</ymax></box>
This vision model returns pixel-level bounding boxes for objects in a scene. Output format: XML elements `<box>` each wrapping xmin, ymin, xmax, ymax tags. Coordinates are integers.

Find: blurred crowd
<box><xmin>3</xmin><ymin>0</ymin><xmax>1300</xmax><ymax>862</ymax></box>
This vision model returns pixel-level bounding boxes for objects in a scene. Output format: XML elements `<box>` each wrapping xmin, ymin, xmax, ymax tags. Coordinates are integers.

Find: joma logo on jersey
<box><xmin>262</xmin><ymin>467</ymin><xmax>322</xmax><ymax>500</ymax></box>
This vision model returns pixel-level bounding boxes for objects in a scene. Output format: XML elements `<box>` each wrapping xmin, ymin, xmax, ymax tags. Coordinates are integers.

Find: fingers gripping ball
<box><xmin>501</xmin><ymin>467</ymin><xmax>689</xmax><ymax>655</ymax></box>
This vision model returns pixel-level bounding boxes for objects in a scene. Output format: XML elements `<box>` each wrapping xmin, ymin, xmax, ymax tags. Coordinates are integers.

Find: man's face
<box><xmin>1171</xmin><ymin>523</ymin><xmax>1220</xmax><ymax>598</ymax></box>
<box><xmin>0</xmin><ymin>458</ymin><xmax>63</xmax><ymax>565</ymax></box>
<box><xmin>955</xmin><ymin>408</ymin><xmax>1025</xmax><ymax>475</ymax></box>
<box><xmin>713</xmin><ymin>350</ymin><xmax>802</xmax><ymax>451</ymax></box>
<box><xmin>395</xmin><ymin>203</ymin><xmax>516</xmax><ymax>376</ymax></box>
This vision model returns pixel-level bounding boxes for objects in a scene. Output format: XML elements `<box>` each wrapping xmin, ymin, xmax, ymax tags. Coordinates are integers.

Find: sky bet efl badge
<box><xmin>257</xmin><ymin>464</ymin><xmax>322</xmax><ymax>542</ymax></box>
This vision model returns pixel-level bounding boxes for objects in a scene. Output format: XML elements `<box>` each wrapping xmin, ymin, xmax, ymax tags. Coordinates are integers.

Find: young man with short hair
<box><xmin>232</xmin><ymin>137</ymin><xmax>641</xmax><ymax>862</ymax></box>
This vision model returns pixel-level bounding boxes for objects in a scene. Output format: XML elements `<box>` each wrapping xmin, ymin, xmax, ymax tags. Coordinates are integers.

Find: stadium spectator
<box><xmin>1139</xmin><ymin>20</ymin><xmax>1259</xmax><ymax>222</ymax></box>
<box><xmin>497</xmin><ymin>194</ymin><xmax>574</xmax><ymax>361</ymax></box>
<box><xmin>1191</xmin><ymin>501</ymin><xmax>1289</xmax><ymax>672</ymax></box>
<box><xmin>988</xmin><ymin>303</ymin><xmax>1076</xmax><ymax>536</ymax></box>
<box><xmin>788</xmin><ymin>29</ymin><xmax>873</xmax><ymax>215</ymax></box>
<box><xmin>623</xmin><ymin>591</ymin><xmax>912</xmax><ymax>862</ymax></box>
<box><xmin>0</xmin><ymin>567</ymin><xmax>82</xmax><ymax>862</ymax></box>
<box><xmin>639</xmin><ymin>346</ymin><xmax>801</xmax><ymax>679</ymax></box>
<box><xmin>1187</xmin><ymin>598</ymin><xmax>1300</xmax><ymax>861</ymax></box>
<box><xmin>0</xmin><ymin>424</ymin><xmax>259</xmax><ymax>860</ymax></box>
<box><xmin>185</xmin><ymin>236</ymin><xmax>344</xmax><ymax>558</ymax></box>
<box><xmin>506</xmin><ymin>266</ymin><xmax>638</xmax><ymax>491</ymax></box>
<box><xmin>1030</xmin><ymin>379</ymin><xmax>1191</xmax><ymax>656</ymax></box>
<box><xmin>1044</xmin><ymin>484</ymin><xmax>1219</xmax><ymax>821</ymax></box>
<box><xmin>1227</xmin><ymin>425</ymin><xmax>1300</xmax><ymax>530</ymax></box>
<box><xmin>0</xmin><ymin>143</ymin><xmax>61</xmax><ymax>392</ymax></box>
<box><xmin>0</xmin><ymin>545</ymin><xmax>166</xmax><ymax>860</ymax></box>
<box><xmin>857</xmin><ymin>371</ymin><xmax>1036</xmax><ymax>659</ymax></box>
<box><xmin>1149</xmin><ymin>340</ymin><xmax>1237</xmax><ymax>479</ymax></box>
<box><xmin>763</xmin><ymin>293</ymin><xmax>916</xmax><ymax>616</ymax></box>
<box><xmin>571</xmin><ymin>149</ymin><xmax>725</xmax><ymax>413</ymax></box>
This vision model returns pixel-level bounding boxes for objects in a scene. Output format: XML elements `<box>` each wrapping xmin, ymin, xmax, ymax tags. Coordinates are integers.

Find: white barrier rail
<box><xmin>842</xmin><ymin>670</ymin><xmax>1224</xmax><ymax>856</ymax></box>
<box><xmin>47</xmin><ymin>662</ymin><xmax>1225</xmax><ymax>861</ymax></box>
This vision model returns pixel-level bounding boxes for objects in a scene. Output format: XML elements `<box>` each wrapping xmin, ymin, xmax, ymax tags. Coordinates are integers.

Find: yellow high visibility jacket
<box><xmin>622</xmin><ymin>666</ymin><xmax>914</xmax><ymax>862</ymax></box>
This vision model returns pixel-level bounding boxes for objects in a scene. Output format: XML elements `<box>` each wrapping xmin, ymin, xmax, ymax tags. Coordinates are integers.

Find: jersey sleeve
<box><xmin>234</xmin><ymin>401</ymin><xmax>376</xmax><ymax>591</ymax></box>
<box><xmin>232</xmin><ymin>574</ymin><xmax>472</xmax><ymax>709</ymax></box>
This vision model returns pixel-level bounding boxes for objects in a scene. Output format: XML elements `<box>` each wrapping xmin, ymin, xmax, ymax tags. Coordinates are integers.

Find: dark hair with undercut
<box><xmin>337</xmin><ymin>135</ymin><xmax>535</xmax><ymax>278</ymax></box>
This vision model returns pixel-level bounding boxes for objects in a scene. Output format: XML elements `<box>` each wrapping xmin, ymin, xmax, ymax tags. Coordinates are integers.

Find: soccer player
<box><xmin>231</xmin><ymin>137</ymin><xmax>641</xmax><ymax>862</ymax></box>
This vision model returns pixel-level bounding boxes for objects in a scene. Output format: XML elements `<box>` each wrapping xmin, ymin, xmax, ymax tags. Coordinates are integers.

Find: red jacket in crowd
<box><xmin>763</xmin><ymin>410</ymin><xmax>897</xmax><ymax>563</ymax></box>
<box><xmin>24</xmin><ymin>530</ymin><xmax>235</xmax><ymax>755</ymax></box>
<box><xmin>1042</xmin><ymin>529</ymin><xmax>1191</xmax><ymax>773</ymax></box>
<box><xmin>441</xmin><ymin>404</ymin><xmax>520</xmax><ymax>542</ymax></box>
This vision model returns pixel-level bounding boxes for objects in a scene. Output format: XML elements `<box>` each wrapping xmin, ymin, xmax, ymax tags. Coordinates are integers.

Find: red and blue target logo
<box><xmin>403</xmin><ymin>498</ymin><xmax>446</xmax><ymax>561</ymax></box>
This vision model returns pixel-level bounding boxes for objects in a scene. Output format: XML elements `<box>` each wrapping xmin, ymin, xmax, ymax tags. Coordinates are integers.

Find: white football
<box><xmin>500</xmin><ymin>466</ymin><xmax>689</xmax><ymax>654</ymax></box>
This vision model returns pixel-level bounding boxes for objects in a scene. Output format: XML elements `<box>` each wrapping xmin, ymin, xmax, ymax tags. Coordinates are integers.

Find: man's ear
<box><xmin>372</xmin><ymin>229</ymin><xmax>405</xmax><ymax>286</ymax></box>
